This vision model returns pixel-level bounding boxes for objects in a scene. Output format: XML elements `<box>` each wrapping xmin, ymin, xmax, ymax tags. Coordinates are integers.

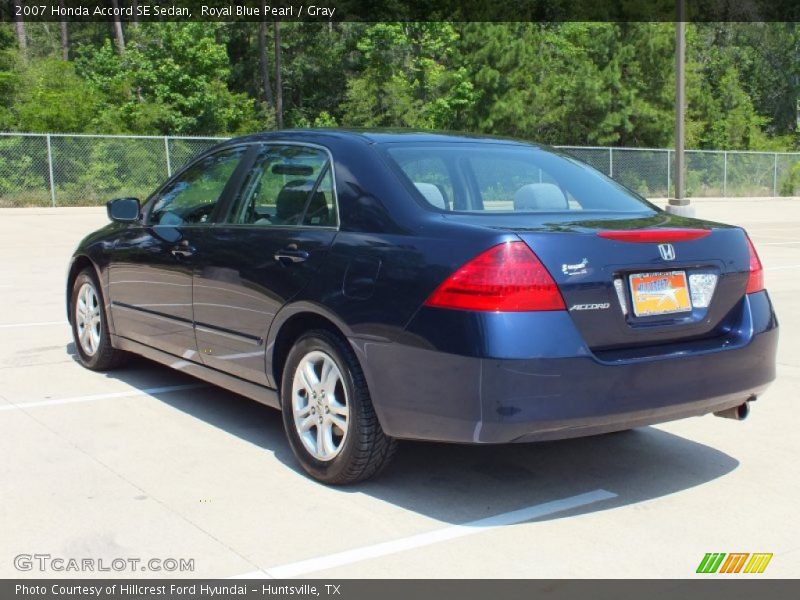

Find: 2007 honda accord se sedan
<box><xmin>67</xmin><ymin>130</ymin><xmax>778</xmax><ymax>484</ymax></box>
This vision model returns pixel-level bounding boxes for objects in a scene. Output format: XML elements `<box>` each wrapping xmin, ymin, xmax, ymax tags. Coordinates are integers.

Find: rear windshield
<box><xmin>382</xmin><ymin>143</ymin><xmax>655</xmax><ymax>214</ymax></box>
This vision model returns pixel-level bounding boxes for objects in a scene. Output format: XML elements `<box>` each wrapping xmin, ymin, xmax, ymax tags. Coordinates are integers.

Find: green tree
<box><xmin>0</xmin><ymin>26</ymin><xmax>19</xmax><ymax>130</ymax></box>
<box><xmin>341</xmin><ymin>23</ymin><xmax>477</xmax><ymax>130</ymax></box>
<box><xmin>13</xmin><ymin>57</ymin><xmax>101</xmax><ymax>132</ymax></box>
<box><xmin>725</xmin><ymin>23</ymin><xmax>799</xmax><ymax>140</ymax></box>
<box><xmin>76</xmin><ymin>23</ymin><xmax>260</xmax><ymax>135</ymax></box>
<box><xmin>277</xmin><ymin>23</ymin><xmax>362</xmax><ymax>128</ymax></box>
<box><xmin>686</xmin><ymin>24</ymin><xmax>770</xmax><ymax>150</ymax></box>
<box><xmin>460</xmin><ymin>23</ymin><xmax>674</xmax><ymax>146</ymax></box>
<box><xmin>0</xmin><ymin>21</ymin><xmax>796</xmax><ymax>151</ymax></box>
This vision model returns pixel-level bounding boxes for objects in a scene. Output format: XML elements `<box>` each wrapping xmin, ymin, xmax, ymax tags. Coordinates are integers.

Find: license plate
<box><xmin>629</xmin><ymin>271</ymin><xmax>692</xmax><ymax>317</ymax></box>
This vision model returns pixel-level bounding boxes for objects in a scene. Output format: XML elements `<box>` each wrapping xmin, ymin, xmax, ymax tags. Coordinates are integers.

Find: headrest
<box><xmin>414</xmin><ymin>182</ymin><xmax>446</xmax><ymax>209</ymax></box>
<box><xmin>275</xmin><ymin>179</ymin><xmax>329</xmax><ymax>225</ymax></box>
<box><xmin>513</xmin><ymin>183</ymin><xmax>568</xmax><ymax>211</ymax></box>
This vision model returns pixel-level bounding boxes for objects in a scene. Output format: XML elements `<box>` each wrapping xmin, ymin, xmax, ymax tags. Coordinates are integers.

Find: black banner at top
<box><xmin>1</xmin><ymin>0</ymin><xmax>799</xmax><ymax>23</ymax></box>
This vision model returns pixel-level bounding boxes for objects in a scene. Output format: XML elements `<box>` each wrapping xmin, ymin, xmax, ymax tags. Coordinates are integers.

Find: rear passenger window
<box><xmin>389</xmin><ymin>155</ymin><xmax>453</xmax><ymax>210</ymax></box>
<box><xmin>385</xmin><ymin>144</ymin><xmax>649</xmax><ymax>213</ymax></box>
<box><xmin>229</xmin><ymin>145</ymin><xmax>337</xmax><ymax>227</ymax></box>
<box><xmin>469</xmin><ymin>156</ymin><xmax>567</xmax><ymax>211</ymax></box>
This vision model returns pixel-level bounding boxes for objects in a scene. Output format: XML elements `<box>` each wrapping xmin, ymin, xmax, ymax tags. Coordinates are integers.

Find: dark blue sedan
<box><xmin>66</xmin><ymin>131</ymin><xmax>778</xmax><ymax>484</ymax></box>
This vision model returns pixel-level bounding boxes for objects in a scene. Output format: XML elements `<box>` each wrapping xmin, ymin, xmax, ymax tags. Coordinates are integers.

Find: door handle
<box><xmin>274</xmin><ymin>245</ymin><xmax>309</xmax><ymax>264</ymax></box>
<box><xmin>170</xmin><ymin>240</ymin><xmax>195</xmax><ymax>258</ymax></box>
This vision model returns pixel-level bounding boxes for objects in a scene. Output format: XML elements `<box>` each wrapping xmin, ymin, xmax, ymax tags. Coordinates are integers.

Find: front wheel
<box><xmin>70</xmin><ymin>268</ymin><xmax>127</xmax><ymax>371</ymax></box>
<box><xmin>280</xmin><ymin>330</ymin><xmax>397</xmax><ymax>484</ymax></box>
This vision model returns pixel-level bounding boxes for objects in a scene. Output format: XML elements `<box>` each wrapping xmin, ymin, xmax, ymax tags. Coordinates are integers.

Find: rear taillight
<box><xmin>745</xmin><ymin>236</ymin><xmax>764</xmax><ymax>294</ymax></box>
<box><xmin>424</xmin><ymin>241</ymin><xmax>565</xmax><ymax>312</ymax></box>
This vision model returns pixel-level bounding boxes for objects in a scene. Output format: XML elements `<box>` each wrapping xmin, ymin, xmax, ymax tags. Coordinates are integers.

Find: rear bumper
<box><xmin>353</xmin><ymin>291</ymin><xmax>778</xmax><ymax>443</ymax></box>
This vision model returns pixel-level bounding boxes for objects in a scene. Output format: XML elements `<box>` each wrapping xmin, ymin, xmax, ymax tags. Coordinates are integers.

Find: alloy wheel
<box><xmin>75</xmin><ymin>282</ymin><xmax>102</xmax><ymax>356</ymax></box>
<box><xmin>291</xmin><ymin>350</ymin><xmax>349</xmax><ymax>461</ymax></box>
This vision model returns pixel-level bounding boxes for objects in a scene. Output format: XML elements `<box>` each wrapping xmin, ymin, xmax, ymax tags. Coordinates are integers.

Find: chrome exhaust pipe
<box><xmin>714</xmin><ymin>401</ymin><xmax>750</xmax><ymax>421</ymax></box>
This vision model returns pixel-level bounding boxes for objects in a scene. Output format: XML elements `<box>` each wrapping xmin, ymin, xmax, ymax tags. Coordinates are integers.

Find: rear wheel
<box><xmin>280</xmin><ymin>329</ymin><xmax>397</xmax><ymax>484</ymax></box>
<box><xmin>70</xmin><ymin>268</ymin><xmax>127</xmax><ymax>371</ymax></box>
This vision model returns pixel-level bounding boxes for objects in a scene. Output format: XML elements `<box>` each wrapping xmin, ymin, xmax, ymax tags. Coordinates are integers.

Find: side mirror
<box><xmin>107</xmin><ymin>197</ymin><xmax>141</xmax><ymax>222</ymax></box>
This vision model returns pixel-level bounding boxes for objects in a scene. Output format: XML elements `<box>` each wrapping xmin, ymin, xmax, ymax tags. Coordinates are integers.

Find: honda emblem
<box><xmin>658</xmin><ymin>243</ymin><xmax>676</xmax><ymax>261</ymax></box>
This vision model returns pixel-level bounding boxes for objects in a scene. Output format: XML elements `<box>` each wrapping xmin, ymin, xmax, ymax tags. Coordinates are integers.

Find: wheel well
<box><xmin>272</xmin><ymin>312</ymin><xmax>347</xmax><ymax>391</ymax></box>
<box><xmin>66</xmin><ymin>256</ymin><xmax>97</xmax><ymax>323</ymax></box>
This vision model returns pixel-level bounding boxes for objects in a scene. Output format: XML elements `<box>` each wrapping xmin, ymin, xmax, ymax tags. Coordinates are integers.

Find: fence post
<box><xmin>773</xmin><ymin>153</ymin><xmax>778</xmax><ymax>197</ymax></box>
<box><xmin>164</xmin><ymin>136</ymin><xmax>172</xmax><ymax>177</ymax></box>
<box><xmin>723</xmin><ymin>151</ymin><xmax>727</xmax><ymax>197</ymax></box>
<box><xmin>46</xmin><ymin>134</ymin><xmax>56</xmax><ymax>207</ymax></box>
<box><xmin>609</xmin><ymin>147</ymin><xmax>614</xmax><ymax>177</ymax></box>
<box><xmin>666</xmin><ymin>149</ymin><xmax>671</xmax><ymax>197</ymax></box>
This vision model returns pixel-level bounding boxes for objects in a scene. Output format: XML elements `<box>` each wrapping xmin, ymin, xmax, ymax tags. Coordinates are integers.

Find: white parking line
<box><xmin>0</xmin><ymin>320</ymin><xmax>68</xmax><ymax>329</ymax></box>
<box><xmin>0</xmin><ymin>383</ymin><xmax>206</xmax><ymax>412</ymax></box>
<box><xmin>230</xmin><ymin>489</ymin><xmax>617</xmax><ymax>579</ymax></box>
<box><xmin>766</xmin><ymin>264</ymin><xmax>800</xmax><ymax>271</ymax></box>
<box><xmin>759</xmin><ymin>241</ymin><xmax>800</xmax><ymax>246</ymax></box>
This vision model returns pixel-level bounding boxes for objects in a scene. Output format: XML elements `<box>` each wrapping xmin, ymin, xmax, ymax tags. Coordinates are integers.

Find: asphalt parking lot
<box><xmin>1</xmin><ymin>198</ymin><xmax>798</xmax><ymax>579</ymax></box>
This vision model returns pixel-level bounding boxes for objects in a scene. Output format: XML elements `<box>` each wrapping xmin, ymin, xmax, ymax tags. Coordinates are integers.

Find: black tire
<box><xmin>280</xmin><ymin>329</ymin><xmax>398</xmax><ymax>485</ymax></box>
<box><xmin>70</xmin><ymin>268</ymin><xmax>128</xmax><ymax>371</ymax></box>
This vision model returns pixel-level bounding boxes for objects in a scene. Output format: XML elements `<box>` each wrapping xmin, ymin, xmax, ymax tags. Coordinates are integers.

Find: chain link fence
<box><xmin>559</xmin><ymin>146</ymin><xmax>800</xmax><ymax>198</ymax></box>
<box><xmin>0</xmin><ymin>133</ymin><xmax>224</xmax><ymax>207</ymax></box>
<box><xmin>1</xmin><ymin>133</ymin><xmax>799</xmax><ymax>207</ymax></box>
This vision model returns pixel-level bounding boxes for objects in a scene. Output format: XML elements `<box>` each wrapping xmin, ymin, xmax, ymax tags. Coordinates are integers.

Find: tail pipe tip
<box><xmin>714</xmin><ymin>398</ymin><xmax>754</xmax><ymax>421</ymax></box>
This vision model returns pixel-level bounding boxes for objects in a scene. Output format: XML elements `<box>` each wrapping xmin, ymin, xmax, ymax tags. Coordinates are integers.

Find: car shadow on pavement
<box><xmin>97</xmin><ymin>356</ymin><xmax>740</xmax><ymax>526</ymax></box>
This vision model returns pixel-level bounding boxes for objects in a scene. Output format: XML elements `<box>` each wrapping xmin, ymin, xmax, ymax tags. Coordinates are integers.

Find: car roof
<box><xmin>231</xmin><ymin>129</ymin><xmax>540</xmax><ymax>147</ymax></box>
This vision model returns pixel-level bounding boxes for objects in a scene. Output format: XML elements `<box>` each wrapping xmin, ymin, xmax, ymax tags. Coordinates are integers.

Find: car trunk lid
<box><xmin>445</xmin><ymin>211</ymin><xmax>751</xmax><ymax>350</ymax></box>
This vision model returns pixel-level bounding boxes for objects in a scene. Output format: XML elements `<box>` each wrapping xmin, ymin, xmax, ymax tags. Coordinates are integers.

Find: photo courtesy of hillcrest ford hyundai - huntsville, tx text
<box><xmin>66</xmin><ymin>130</ymin><xmax>778</xmax><ymax>484</ymax></box>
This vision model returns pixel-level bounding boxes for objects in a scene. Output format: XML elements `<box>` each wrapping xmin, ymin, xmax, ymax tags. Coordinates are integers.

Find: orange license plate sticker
<box><xmin>629</xmin><ymin>271</ymin><xmax>692</xmax><ymax>317</ymax></box>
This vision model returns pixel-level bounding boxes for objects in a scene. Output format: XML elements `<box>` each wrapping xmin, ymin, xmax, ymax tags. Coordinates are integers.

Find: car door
<box><xmin>108</xmin><ymin>146</ymin><xmax>250</xmax><ymax>359</ymax></box>
<box><xmin>190</xmin><ymin>143</ymin><xmax>339</xmax><ymax>385</ymax></box>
